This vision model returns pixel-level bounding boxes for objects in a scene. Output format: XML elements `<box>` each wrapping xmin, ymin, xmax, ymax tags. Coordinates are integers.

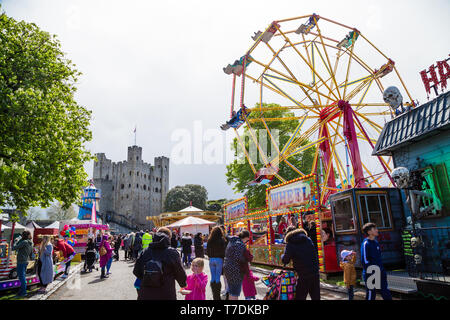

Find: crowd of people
<box><xmin>10</xmin><ymin>221</ymin><xmax>391</xmax><ymax>301</ymax></box>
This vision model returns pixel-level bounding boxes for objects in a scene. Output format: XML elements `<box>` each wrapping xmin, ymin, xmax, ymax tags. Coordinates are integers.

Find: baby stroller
<box><xmin>261</xmin><ymin>269</ymin><xmax>297</xmax><ymax>300</ymax></box>
<box><xmin>83</xmin><ymin>249</ymin><xmax>98</xmax><ymax>273</ymax></box>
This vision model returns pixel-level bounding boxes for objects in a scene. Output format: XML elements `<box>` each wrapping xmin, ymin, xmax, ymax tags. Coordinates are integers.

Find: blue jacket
<box><xmin>361</xmin><ymin>238</ymin><xmax>384</xmax><ymax>273</ymax></box>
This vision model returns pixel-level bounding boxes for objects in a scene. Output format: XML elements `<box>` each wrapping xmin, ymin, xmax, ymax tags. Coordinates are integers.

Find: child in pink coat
<box><xmin>182</xmin><ymin>258</ymin><xmax>208</xmax><ymax>300</ymax></box>
<box><xmin>242</xmin><ymin>248</ymin><xmax>259</xmax><ymax>300</ymax></box>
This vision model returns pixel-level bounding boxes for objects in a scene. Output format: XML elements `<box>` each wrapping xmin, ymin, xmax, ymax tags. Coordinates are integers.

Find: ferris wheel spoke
<box><xmin>313</xmin><ymin>18</ymin><xmax>342</xmax><ymax>100</ymax></box>
<box><xmin>342</xmin><ymin>31</ymin><xmax>359</xmax><ymax>99</ymax></box>
<box><xmin>233</xmin><ymin>128</ymin><xmax>257</xmax><ymax>174</ymax></box>
<box><xmin>275</xmin><ymin>27</ymin><xmax>340</xmax><ymax>102</ymax></box>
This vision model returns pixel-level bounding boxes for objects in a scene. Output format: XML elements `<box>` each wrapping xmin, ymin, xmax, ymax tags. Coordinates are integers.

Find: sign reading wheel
<box><xmin>224</xmin><ymin>197</ymin><xmax>248</xmax><ymax>223</ymax></box>
<box><xmin>267</xmin><ymin>175</ymin><xmax>316</xmax><ymax>213</ymax></box>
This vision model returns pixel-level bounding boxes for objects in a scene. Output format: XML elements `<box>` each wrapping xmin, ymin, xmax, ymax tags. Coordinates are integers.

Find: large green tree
<box><xmin>226</xmin><ymin>103</ymin><xmax>316</xmax><ymax>209</ymax></box>
<box><xmin>164</xmin><ymin>184</ymin><xmax>208</xmax><ymax>212</ymax></box>
<box><xmin>0</xmin><ymin>8</ymin><xmax>93</xmax><ymax>218</ymax></box>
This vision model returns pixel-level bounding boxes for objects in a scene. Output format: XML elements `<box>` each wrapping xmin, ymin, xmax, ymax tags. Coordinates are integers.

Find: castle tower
<box><xmin>93</xmin><ymin>145</ymin><xmax>169</xmax><ymax>230</ymax></box>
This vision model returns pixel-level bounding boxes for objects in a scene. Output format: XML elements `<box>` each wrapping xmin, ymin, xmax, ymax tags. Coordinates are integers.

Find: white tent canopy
<box><xmin>166</xmin><ymin>216</ymin><xmax>215</xmax><ymax>235</ymax></box>
<box><xmin>45</xmin><ymin>221</ymin><xmax>60</xmax><ymax>229</ymax></box>
<box><xmin>5</xmin><ymin>222</ymin><xmax>26</xmax><ymax>230</ymax></box>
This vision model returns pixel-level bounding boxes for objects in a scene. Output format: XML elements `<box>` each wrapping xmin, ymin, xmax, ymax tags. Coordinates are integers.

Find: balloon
<box><xmin>63</xmin><ymin>225</ymin><xmax>69</xmax><ymax>231</ymax></box>
<box><xmin>60</xmin><ymin>231</ymin><xmax>65</xmax><ymax>236</ymax></box>
<box><xmin>71</xmin><ymin>227</ymin><xmax>76</xmax><ymax>231</ymax></box>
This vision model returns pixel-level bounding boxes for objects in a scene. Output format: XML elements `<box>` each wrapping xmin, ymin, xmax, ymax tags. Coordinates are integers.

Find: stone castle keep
<box><xmin>93</xmin><ymin>146</ymin><xmax>169</xmax><ymax>229</ymax></box>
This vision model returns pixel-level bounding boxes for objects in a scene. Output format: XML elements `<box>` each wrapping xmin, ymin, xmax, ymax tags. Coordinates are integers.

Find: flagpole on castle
<box><xmin>134</xmin><ymin>126</ymin><xmax>137</xmax><ymax>146</ymax></box>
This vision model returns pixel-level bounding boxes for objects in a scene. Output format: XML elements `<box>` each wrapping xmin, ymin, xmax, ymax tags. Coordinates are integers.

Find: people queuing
<box><xmin>8</xmin><ymin>220</ymin><xmax>393</xmax><ymax>301</ymax></box>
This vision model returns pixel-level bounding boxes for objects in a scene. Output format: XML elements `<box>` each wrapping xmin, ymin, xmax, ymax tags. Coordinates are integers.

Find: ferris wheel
<box><xmin>221</xmin><ymin>14</ymin><xmax>415</xmax><ymax>207</ymax></box>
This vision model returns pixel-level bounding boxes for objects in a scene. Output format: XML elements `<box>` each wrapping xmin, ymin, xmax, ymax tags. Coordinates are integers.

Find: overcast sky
<box><xmin>2</xmin><ymin>0</ymin><xmax>449</xmax><ymax>205</ymax></box>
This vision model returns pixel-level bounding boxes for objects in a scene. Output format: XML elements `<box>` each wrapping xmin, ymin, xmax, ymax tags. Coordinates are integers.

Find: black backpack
<box><xmin>142</xmin><ymin>250</ymin><xmax>164</xmax><ymax>288</ymax></box>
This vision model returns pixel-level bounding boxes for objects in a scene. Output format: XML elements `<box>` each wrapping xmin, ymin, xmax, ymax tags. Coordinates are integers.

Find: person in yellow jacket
<box><xmin>340</xmin><ymin>250</ymin><xmax>357</xmax><ymax>300</ymax></box>
<box><xmin>142</xmin><ymin>230</ymin><xmax>153</xmax><ymax>250</ymax></box>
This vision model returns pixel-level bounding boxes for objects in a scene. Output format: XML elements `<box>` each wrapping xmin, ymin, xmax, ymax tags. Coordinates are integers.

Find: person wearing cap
<box><xmin>340</xmin><ymin>250</ymin><xmax>357</xmax><ymax>300</ymax></box>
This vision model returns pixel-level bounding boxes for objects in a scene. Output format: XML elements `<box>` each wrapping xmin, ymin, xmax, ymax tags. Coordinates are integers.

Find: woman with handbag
<box><xmin>99</xmin><ymin>234</ymin><xmax>113</xmax><ymax>279</ymax></box>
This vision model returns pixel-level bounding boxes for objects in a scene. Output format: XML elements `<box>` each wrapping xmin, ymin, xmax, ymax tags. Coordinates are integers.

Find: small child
<box><xmin>242</xmin><ymin>269</ymin><xmax>259</xmax><ymax>300</ymax></box>
<box><xmin>182</xmin><ymin>258</ymin><xmax>208</xmax><ymax>300</ymax></box>
<box><xmin>340</xmin><ymin>250</ymin><xmax>357</xmax><ymax>300</ymax></box>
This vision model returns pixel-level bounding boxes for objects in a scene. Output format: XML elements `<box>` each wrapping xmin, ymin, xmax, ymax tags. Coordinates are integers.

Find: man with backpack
<box><xmin>133</xmin><ymin>227</ymin><xmax>187</xmax><ymax>300</ymax></box>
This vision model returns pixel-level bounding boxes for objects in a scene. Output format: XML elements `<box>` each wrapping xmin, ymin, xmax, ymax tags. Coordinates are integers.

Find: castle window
<box><xmin>126</xmin><ymin>194</ymin><xmax>129</xmax><ymax>199</ymax></box>
<box><xmin>137</xmin><ymin>184</ymin><xmax>139</xmax><ymax>188</ymax></box>
<box><xmin>155</xmin><ymin>187</ymin><xmax>159</xmax><ymax>192</ymax></box>
<box><xmin>144</xmin><ymin>174</ymin><xmax>146</xmax><ymax>179</ymax></box>
<box><xmin>106</xmin><ymin>174</ymin><xmax>109</xmax><ymax>180</ymax></box>
<box><xmin>129</xmin><ymin>184</ymin><xmax>131</xmax><ymax>188</ymax></box>
<box><xmin>137</xmin><ymin>156</ymin><xmax>139</xmax><ymax>161</ymax></box>
<box><xmin>121</xmin><ymin>184</ymin><xmax>124</xmax><ymax>189</ymax></box>
<box><xmin>112</xmin><ymin>186</ymin><xmax>114</xmax><ymax>191</ymax></box>
<box><xmin>143</xmin><ymin>185</ymin><xmax>146</xmax><ymax>190</ymax></box>
<box><xmin>137</xmin><ymin>171</ymin><xmax>139</xmax><ymax>176</ymax></box>
<box><xmin>129</xmin><ymin>171</ymin><xmax>132</xmax><ymax>176</ymax></box>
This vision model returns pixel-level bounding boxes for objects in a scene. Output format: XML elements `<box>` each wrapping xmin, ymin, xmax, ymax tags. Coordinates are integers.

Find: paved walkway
<box><xmin>48</xmin><ymin>251</ymin><xmax>352</xmax><ymax>300</ymax></box>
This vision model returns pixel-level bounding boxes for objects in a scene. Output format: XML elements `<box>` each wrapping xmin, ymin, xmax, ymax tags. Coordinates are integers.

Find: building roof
<box><xmin>178</xmin><ymin>205</ymin><xmax>204</xmax><ymax>212</ymax></box>
<box><xmin>373</xmin><ymin>91</ymin><xmax>450</xmax><ymax>156</ymax></box>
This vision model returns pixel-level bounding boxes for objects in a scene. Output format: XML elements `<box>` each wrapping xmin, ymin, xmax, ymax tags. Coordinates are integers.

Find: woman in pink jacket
<box><xmin>182</xmin><ymin>258</ymin><xmax>208</xmax><ymax>300</ymax></box>
<box><xmin>99</xmin><ymin>234</ymin><xmax>113</xmax><ymax>279</ymax></box>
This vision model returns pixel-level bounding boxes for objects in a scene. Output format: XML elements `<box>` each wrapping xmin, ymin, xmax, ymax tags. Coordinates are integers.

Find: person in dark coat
<box><xmin>114</xmin><ymin>235</ymin><xmax>122</xmax><ymax>261</ymax></box>
<box><xmin>12</xmin><ymin>230</ymin><xmax>33</xmax><ymax>297</ymax></box>
<box><xmin>170</xmin><ymin>232</ymin><xmax>178</xmax><ymax>249</ymax></box>
<box><xmin>84</xmin><ymin>238</ymin><xmax>97</xmax><ymax>272</ymax></box>
<box><xmin>194</xmin><ymin>233</ymin><xmax>204</xmax><ymax>258</ymax></box>
<box><xmin>282</xmin><ymin>228</ymin><xmax>320</xmax><ymax>300</ymax></box>
<box><xmin>223</xmin><ymin>231</ymin><xmax>250</xmax><ymax>300</ymax></box>
<box><xmin>206</xmin><ymin>226</ymin><xmax>227</xmax><ymax>300</ymax></box>
<box><xmin>133</xmin><ymin>231</ymin><xmax>143</xmax><ymax>260</ymax></box>
<box><xmin>133</xmin><ymin>227</ymin><xmax>187</xmax><ymax>300</ymax></box>
<box><xmin>305</xmin><ymin>220</ymin><xmax>318</xmax><ymax>251</ymax></box>
<box><xmin>180</xmin><ymin>233</ymin><xmax>193</xmax><ymax>267</ymax></box>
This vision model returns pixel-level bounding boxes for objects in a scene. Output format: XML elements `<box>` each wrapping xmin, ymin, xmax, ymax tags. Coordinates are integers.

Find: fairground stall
<box><xmin>225</xmin><ymin>174</ymin><xmax>342</xmax><ymax>273</ymax></box>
